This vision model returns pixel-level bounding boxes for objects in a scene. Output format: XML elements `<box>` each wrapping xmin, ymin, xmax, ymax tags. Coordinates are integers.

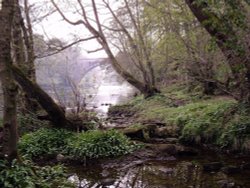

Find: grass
<box><xmin>111</xmin><ymin>84</ymin><xmax>250</xmax><ymax>152</ymax></box>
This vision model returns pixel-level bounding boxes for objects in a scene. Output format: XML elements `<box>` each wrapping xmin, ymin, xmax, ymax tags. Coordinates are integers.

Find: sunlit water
<box><xmin>82</xmin><ymin>67</ymin><xmax>136</xmax><ymax>117</ymax></box>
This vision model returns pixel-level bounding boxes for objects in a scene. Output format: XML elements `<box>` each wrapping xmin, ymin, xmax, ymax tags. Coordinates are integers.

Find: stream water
<box><xmin>67</xmin><ymin>154</ymin><xmax>250</xmax><ymax>188</ymax></box>
<box><xmin>67</xmin><ymin>67</ymin><xmax>250</xmax><ymax>188</ymax></box>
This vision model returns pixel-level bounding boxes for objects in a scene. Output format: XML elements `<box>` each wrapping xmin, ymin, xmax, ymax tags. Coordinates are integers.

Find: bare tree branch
<box><xmin>86</xmin><ymin>47</ymin><xmax>104</xmax><ymax>54</ymax></box>
<box><xmin>37</xmin><ymin>36</ymin><xmax>97</xmax><ymax>58</ymax></box>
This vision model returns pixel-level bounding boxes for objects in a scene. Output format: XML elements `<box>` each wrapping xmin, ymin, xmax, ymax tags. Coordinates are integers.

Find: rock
<box><xmin>121</xmin><ymin>160</ymin><xmax>145</xmax><ymax>170</ymax></box>
<box><xmin>221</xmin><ymin>166</ymin><xmax>241</xmax><ymax>174</ymax></box>
<box><xmin>203</xmin><ymin>162</ymin><xmax>223</xmax><ymax>172</ymax></box>
<box><xmin>165</xmin><ymin>138</ymin><xmax>179</xmax><ymax>144</ymax></box>
<box><xmin>101</xmin><ymin>169</ymin><xmax>110</xmax><ymax>177</ymax></box>
<box><xmin>217</xmin><ymin>180</ymin><xmax>235</xmax><ymax>188</ymax></box>
<box><xmin>158</xmin><ymin>167</ymin><xmax>174</xmax><ymax>174</ymax></box>
<box><xmin>157</xmin><ymin>144</ymin><xmax>177</xmax><ymax>155</ymax></box>
<box><xmin>154</xmin><ymin>144</ymin><xmax>198</xmax><ymax>156</ymax></box>
<box><xmin>147</xmin><ymin>137</ymin><xmax>179</xmax><ymax>144</ymax></box>
<box><xmin>68</xmin><ymin>174</ymin><xmax>80</xmax><ymax>186</ymax></box>
<box><xmin>140</xmin><ymin>120</ymin><xmax>166</xmax><ymax>126</ymax></box>
<box><xmin>122</xmin><ymin>124</ymin><xmax>157</xmax><ymax>141</ymax></box>
<box><xmin>175</xmin><ymin>145</ymin><xmax>199</xmax><ymax>156</ymax></box>
<box><xmin>154</xmin><ymin>126</ymin><xmax>179</xmax><ymax>138</ymax></box>
<box><xmin>100</xmin><ymin>178</ymin><xmax>115</xmax><ymax>186</ymax></box>
<box><xmin>240</xmin><ymin>162</ymin><xmax>250</xmax><ymax>170</ymax></box>
<box><xmin>56</xmin><ymin>154</ymin><xmax>65</xmax><ymax>162</ymax></box>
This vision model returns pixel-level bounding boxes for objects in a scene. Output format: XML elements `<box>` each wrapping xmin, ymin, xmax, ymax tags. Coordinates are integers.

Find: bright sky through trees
<box><xmin>30</xmin><ymin>0</ymin><xmax>119</xmax><ymax>58</ymax></box>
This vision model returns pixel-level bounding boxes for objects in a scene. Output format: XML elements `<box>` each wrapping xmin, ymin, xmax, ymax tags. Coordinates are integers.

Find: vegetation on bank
<box><xmin>110</xmin><ymin>85</ymin><xmax>250</xmax><ymax>153</ymax></box>
<box><xmin>19</xmin><ymin>128</ymin><xmax>140</xmax><ymax>161</ymax></box>
<box><xmin>0</xmin><ymin>159</ymin><xmax>73</xmax><ymax>188</ymax></box>
<box><xmin>0</xmin><ymin>127</ymin><xmax>141</xmax><ymax>187</ymax></box>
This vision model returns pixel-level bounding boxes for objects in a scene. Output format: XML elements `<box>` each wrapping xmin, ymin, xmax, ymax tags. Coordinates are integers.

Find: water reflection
<box><xmin>68</xmin><ymin>159</ymin><xmax>249</xmax><ymax>188</ymax></box>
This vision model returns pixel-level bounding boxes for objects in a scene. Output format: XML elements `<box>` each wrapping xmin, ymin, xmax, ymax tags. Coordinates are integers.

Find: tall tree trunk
<box><xmin>0</xmin><ymin>0</ymin><xmax>19</xmax><ymax>161</ymax></box>
<box><xmin>13</xmin><ymin>0</ymin><xmax>39</xmax><ymax>112</ymax></box>
<box><xmin>185</xmin><ymin>0</ymin><xmax>250</xmax><ymax>103</ymax></box>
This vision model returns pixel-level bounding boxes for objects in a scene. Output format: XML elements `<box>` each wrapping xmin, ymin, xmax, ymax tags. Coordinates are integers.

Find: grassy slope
<box><xmin>113</xmin><ymin>84</ymin><xmax>250</xmax><ymax>153</ymax></box>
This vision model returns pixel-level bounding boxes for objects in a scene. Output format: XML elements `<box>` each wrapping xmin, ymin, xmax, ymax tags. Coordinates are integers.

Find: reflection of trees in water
<box><xmin>173</xmin><ymin>162</ymin><xmax>203</xmax><ymax>188</ymax></box>
<box><xmin>74</xmin><ymin>161</ymin><xmax>238</xmax><ymax>188</ymax></box>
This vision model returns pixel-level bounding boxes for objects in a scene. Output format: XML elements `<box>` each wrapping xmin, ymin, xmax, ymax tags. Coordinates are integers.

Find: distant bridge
<box><xmin>81</xmin><ymin>58</ymin><xmax>110</xmax><ymax>76</ymax></box>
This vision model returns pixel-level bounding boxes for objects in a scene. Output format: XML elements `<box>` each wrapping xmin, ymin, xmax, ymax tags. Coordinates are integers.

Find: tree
<box><xmin>141</xmin><ymin>0</ymin><xmax>230</xmax><ymax>95</ymax></box>
<box><xmin>50</xmin><ymin>0</ymin><xmax>159</xmax><ymax>97</ymax></box>
<box><xmin>104</xmin><ymin>0</ymin><xmax>158</xmax><ymax>93</ymax></box>
<box><xmin>10</xmin><ymin>65</ymin><xmax>72</xmax><ymax>128</ymax></box>
<box><xmin>0</xmin><ymin>0</ymin><xmax>19</xmax><ymax>161</ymax></box>
<box><xmin>185</xmin><ymin>0</ymin><xmax>250</xmax><ymax>103</ymax></box>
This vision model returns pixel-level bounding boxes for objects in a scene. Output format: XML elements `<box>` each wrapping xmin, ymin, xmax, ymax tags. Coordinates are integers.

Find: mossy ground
<box><xmin>109</xmin><ymin>84</ymin><xmax>250</xmax><ymax>153</ymax></box>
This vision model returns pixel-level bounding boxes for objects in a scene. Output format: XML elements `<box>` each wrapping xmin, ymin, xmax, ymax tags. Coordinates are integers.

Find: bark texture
<box><xmin>0</xmin><ymin>0</ymin><xmax>19</xmax><ymax>161</ymax></box>
<box><xmin>185</xmin><ymin>0</ymin><xmax>250</xmax><ymax>103</ymax></box>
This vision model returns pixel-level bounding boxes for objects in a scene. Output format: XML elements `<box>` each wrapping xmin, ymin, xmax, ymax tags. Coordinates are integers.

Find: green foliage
<box><xmin>0</xmin><ymin>159</ymin><xmax>73</xmax><ymax>188</ymax></box>
<box><xmin>127</xmin><ymin>86</ymin><xmax>250</xmax><ymax>151</ymax></box>
<box><xmin>19</xmin><ymin>128</ymin><xmax>74</xmax><ymax>158</ymax></box>
<box><xmin>64</xmin><ymin>130</ymin><xmax>140</xmax><ymax>160</ymax></box>
<box><xmin>19</xmin><ymin>128</ymin><xmax>140</xmax><ymax>161</ymax></box>
<box><xmin>178</xmin><ymin>100</ymin><xmax>235</xmax><ymax>143</ymax></box>
<box><xmin>217</xmin><ymin>105</ymin><xmax>250</xmax><ymax>149</ymax></box>
<box><xmin>18</xmin><ymin>113</ymin><xmax>50</xmax><ymax>136</ymax></box>
<box><xmin>179</xmin><ymin>102</ymin><xmax>250</xmax><ymax>150</ymax></box>
<box><xmin>122</xmin><ymin>85</ymin><xmax>250</xmax><ymax>151</ymax></box>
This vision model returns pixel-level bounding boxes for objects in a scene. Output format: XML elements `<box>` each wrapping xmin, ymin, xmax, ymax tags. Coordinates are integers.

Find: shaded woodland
<box><xmin>0</xmin><ymin>0</ymin><xmax>250</xmax><ymax>187</ymax></box>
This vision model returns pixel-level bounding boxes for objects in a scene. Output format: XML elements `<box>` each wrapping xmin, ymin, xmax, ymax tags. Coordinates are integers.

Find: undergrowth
<box><xmin>19</xmin><ymin>128</ymin><xmax>74</xmax><ymax>159</ymax></box>
<box><xmin>0</xmin><ymin>159</ymin><xmax>73</xmax><ymax>188</ymax></box>
<box><xmin>111</xmin><ymin>84</ymin><xmax>250</xmax><ymax>152</ymax></box>
<box><xmin>64</xmin><ymin>130</ymin><xmax>141</xmax><ymax>160</ymax></box>
<box><xmin>19</xmin><ymin>129</ymin><xmax>141</xmax><ymax>160</ymax></box>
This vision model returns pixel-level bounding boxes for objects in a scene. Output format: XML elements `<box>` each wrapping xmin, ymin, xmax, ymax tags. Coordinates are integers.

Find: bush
<box><xmin>64</xmin><ymin>130</ymin><xmax>141</xmax><ymax>160</ymax></box>
<box><xmin>179</xmin><ymin>101</ymin><xmax>235</xmax><ymax>144</ymax></box>
<box><xmin>217</xmin><ymin>109</ymin><xmax>250</xmax><ymax>149</ymax></box>
<box><xmin>0</xmin><ymin>159</ymin><xmax>74</xmax><ymax>188</ymax></box>
<box><xmin>19</xmin><ymin>128</ymin><xmax>74</xmax><ymax>158</ymax></box>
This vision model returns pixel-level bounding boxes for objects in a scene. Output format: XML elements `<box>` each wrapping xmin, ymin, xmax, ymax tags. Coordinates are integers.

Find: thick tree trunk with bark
<box><xmin>185</xmin><ymin>0</ymin><xmax>250</xmax><ymax>104</ymax></box>
<box><xmin>12</xmin><ymin>0</ymin><xmax>40</xmax><ymax>112</ymax></box>
<box><xmin>0</xmin><ymin>0</ymin><xmax>19</xmax><ymax>161</ymax></box>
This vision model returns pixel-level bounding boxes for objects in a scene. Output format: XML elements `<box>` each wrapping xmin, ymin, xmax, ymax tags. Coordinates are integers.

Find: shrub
<box><xmin>179</xmin><ymin>101</ymin><xmax>235</xmax><ymax>144</ymax></box>
<box><xmin>64</xmin><ymin>130</ymin><xmax>141</xmax><ymax>160</ymax></box>
<box><xmin>0</xmin><ymin>159</ymin><xmax>74</xmax><ymax>188</ymax></box>
<box><xmin>19</xmin><ymin>128</ymin><xmax>74</xmax><ymax>158</ymax></box>
<box><xmin>217</xmin><ymin>113</ymin><xmax>250</xmax><ymax>149</ymax></box>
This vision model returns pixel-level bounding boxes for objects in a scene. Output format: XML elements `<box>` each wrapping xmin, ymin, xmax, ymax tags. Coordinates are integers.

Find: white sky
<box><xmin>30</xmin><ymin>0</ymin><xmax>120</xmax><ymax>58</ymax></box>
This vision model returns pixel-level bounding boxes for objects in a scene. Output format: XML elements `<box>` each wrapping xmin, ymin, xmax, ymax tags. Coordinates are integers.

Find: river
<box><xmin>66</xmin><ymin>68</ymin><xmax>250</xmax><ymax>188</ymax></box>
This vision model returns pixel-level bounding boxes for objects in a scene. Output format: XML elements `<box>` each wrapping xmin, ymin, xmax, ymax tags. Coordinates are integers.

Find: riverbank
<box><xmin>2</xmin><ymin>84</ymin><xmax>250</xmax><ymax>187</ymax></box>
<box><xmin>108</xmin><ymin>84</ymin><xmax>250</xmax><ymax>154</ymax></box>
